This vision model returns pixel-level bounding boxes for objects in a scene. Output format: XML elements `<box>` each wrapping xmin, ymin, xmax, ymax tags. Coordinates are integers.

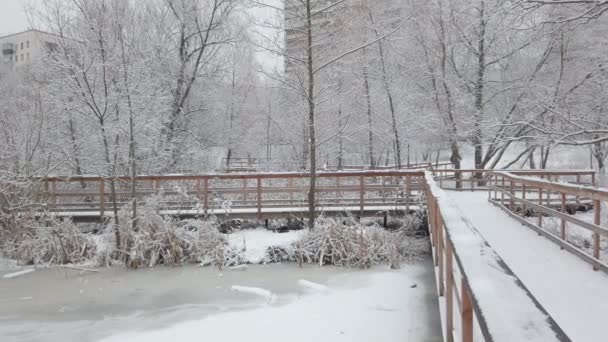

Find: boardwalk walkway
<box><xmin>447</xmin><ymin>191</ymin><xmax>608</xmax><ymax>342</ymax></box>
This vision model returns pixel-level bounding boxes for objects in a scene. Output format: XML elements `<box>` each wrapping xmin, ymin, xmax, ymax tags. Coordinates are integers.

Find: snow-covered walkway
<box><xmin>447</xmin><ymin>191</ymin><xmax>608</xmax><ymax>342</ymax></box>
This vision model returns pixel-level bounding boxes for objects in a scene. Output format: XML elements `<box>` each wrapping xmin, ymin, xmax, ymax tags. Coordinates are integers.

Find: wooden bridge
<box><xmin>23</xmin><ymin>168</ymin><xmax>608</xmax><ymax>341</ymax></box>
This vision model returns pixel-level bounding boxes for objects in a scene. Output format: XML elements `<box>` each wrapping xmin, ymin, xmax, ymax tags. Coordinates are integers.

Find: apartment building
<box><xmin>0</xmin><ymin>29</ymin><xmax>57</xmax><ymax>68</ymax></box>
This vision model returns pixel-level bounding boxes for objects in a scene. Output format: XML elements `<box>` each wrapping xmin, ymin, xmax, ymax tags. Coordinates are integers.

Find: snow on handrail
<box><xmin>424</xmin><ymin>172</ymin><xmax>569</xmax><ymax>342</ymax></box>
<box><xmin>489</xmin><ymin>171</ymin><xmax>607</xmax><ymax>201</ymax></box>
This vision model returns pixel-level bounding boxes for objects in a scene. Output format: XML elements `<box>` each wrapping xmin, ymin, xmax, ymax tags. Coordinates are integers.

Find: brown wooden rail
<box><xmin>32</xmin><ymin>170</ymin><xmax>429</xmax><ymax>220</ymax></box>
<box><xmin>425</xmin><ymin>172</ymin><xmax>569</xmax><ymax>342</ymax></box>
<box><xmin>487</xmin><ymin>171</ymin><xmax>607</xmax><ymax>273</ymax></box>
<box><xmin>435</xmin><ymin>169</ymin><xmax>596</xmax><ymax>191</ymax></box>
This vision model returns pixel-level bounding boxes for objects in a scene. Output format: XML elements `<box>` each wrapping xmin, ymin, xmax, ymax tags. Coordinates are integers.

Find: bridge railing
<box><xmin>32</xmin><ymin>171</ymin><xmax>429</xmax><ymax>218</ymax></box>
<box><xmin>487</xmin><ymin>171</ymin><xmax>608</xmax><ymax>273</ymax></box>
<box><xmin>434</xmin><ymin>169</ymin><xmax>596</xmax><ymax>191</ymax></box>
<box><xmin>425</xmin><ymin>172</ymin><xmax>569</xmax><ymax>342</ymax></box>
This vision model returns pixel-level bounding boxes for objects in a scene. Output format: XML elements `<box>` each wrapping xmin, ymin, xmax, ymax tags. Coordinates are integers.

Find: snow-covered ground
<box><xmin>0</xmin><ymin>260</ymin><xmax>441</xmax><ymax>342</ymax></box>
<box><xmin>227</xmin><ymin>229</ymin><xmax>304</xmax><ymax>264</ymax></box>
<box><xmin>447</xmin><ymin>191</ymin><xmax>608</xmax><ymax>342</ymax></box>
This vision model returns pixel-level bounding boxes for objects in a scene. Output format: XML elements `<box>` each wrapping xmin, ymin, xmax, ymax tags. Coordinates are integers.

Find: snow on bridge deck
<box><xmin>447</xmin><ymin>191</ymin><xmax>608</xmax><ymax>342</ymax></box>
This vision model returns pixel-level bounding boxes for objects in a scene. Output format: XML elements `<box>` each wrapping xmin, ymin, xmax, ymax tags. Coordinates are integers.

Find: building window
<box><xmin>21</xmin><ymin>42</ymin><xmax>24</xmax><ymax>49</ymax></box>
<box><xmin>15</xmin><ymin>55</ymin><xmax>18</xmax><ymax>62</ymax></box>
<box><xmin>26</xmin><ymin>53</ymin><xmax>30</xmax><ymax>61</ymax></box>
<box><xmin>26</xmin><ymin>41</ymin><xmax>30</xmax><ymax>48</ymax></box>
<box><xmin>21</xmin><ymin>54</ymin><xmax>24</xmax><ymax>61</ymax></box>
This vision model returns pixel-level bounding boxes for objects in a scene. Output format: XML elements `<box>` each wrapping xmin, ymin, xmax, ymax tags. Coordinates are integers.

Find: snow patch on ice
<box><xmin>231</xmin><ymin>285</ymin><xmax>277</xmax><ymax>304</ymax></box>
<box><xmin>297</xmin><ymin>279</ymin><xmax>329</xmax><ymax>293</ymax></box>
<box><xmin>2</xmin><ymin>268</ymin><xmax>35</xmax><ymax>279</ymax></box>
<box><xmin>228</xmin><ymin>229</ymin><xmax>304</xmax><ymax>264</ymax></box>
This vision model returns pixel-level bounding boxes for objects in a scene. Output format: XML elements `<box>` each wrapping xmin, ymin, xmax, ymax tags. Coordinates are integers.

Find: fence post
<box><xmin>546</xmin><ymin>176</ymin><xmax>552</xmax><ymax>206</ymax></box>
<box><xmin>501</xmin><ymin>176</ymin><xmax>505</xmax><ymax>204</ymax></box>
<box><xmin>406</xmin><ymin>175</ymin><xmax>411</xmax><ymax>213</ymax></box>
<box><xmin>509</xmin><ymin>179</ymin><xmax>514</xmax><ymax>210</ymax></box>
<box><xmin>561</xmin><ymin>193</ymin><xmax>567</xmax><ymax>244</ymax></box>
<box><xmin>522</xmin><ymin>184</ymin><xmax>527</xmax><ymax>217</ymax></box>
<box><xmin>359</xmin><ymin>176</ymin><xmax>365</xmax><ymax>218</ymax></box>
<box><xmin>594</xmin><ymin>199</ymin><xmax>601</xmax><ymax>269</ymax></box>
<box><xmin>438</xmin><ymin>214</ymin><xmax>444</xmax><ymax>296</ymax></box>
<box><xmin>242</xmin><ymin>179</ymin><xmax>247</xmax><ymax>203</ymax></box>
<box><xmin>196</xmin><ymin>179</ymin><xmax>201</xmax><ymax>197</ymax></box>
<box><xmin>461</xmin><ymin>279</ymin><xmax>473</xmax><ymax>342</ymax></box>
<box><xmin>99</xmin><ymin>179</ymin><xmax>105</xmax><ymax>217</ymax></box>
<box><xmin>446</xmin><ymin>240</ymin><xmax>454</xmax><ymax>342</ymax></box>
<box><xmin>434</xmin><ymin>198</ymin><xmax>440</xmax><ymax>267</ymax></box>
<box><xmin>288</xmin><ymin>178</ymin><xmax>294</xmax><ymax>205</ymax></box>
<box><xmin>51</xmin><ymin>180</ymin><xmax>57</xmax><ymax>208</ymax></box>
<box><xmin>257</xmin><ymin>177</ymin><xmax>262</xmax><ymax>221</ymax></box>
<box><xmin>538</xmin><ymin>187</ymin><xmax>543</xmax><ymax>228</ymax></box>
<box><xmin>203</xmin><ymin>178</ymin><xmax>209</xmax><ymax>215</ymax></box>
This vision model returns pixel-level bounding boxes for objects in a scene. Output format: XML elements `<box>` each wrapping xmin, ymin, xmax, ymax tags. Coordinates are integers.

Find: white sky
<box><xmin>0</xmin><ymin>0</ymin><xmax>36</xmax><ymax>36</ymax></box>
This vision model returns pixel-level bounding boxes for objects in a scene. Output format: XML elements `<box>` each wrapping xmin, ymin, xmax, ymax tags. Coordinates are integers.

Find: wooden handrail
<box><xmin>425</xmin><ymin>172</ymin><xmax>569</xmax><ymax>342</ymax></box>
<box><xmin>488</xmin><ymin>171</ymin><xmax>607</xmax><ymax>273</ymax></box>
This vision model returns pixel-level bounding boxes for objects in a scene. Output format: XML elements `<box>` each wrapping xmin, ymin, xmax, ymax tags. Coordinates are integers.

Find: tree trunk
<box><xmin>473</xmin><ymin>0</ymin><xmax>486</xmax><ymax>183</ymax></box>
<box><xmin>306</xmin><ymin>0</ymin><xmax>316</xmax><ymax>230</ymax></box>
<box><xmin>337</xmin><ymin>105</ymin><xmax>344</xmax><ymax>170</ymax></box>
<box><xmin>363</xmin><ymin>57</ymin><xmax>375</xmax><ymax>169</ymax></box>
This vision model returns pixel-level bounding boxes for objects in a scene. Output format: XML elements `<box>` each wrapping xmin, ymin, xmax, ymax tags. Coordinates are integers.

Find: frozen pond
<box><xmin>0</xmin><ymin>259</ymin><xmax>441</xmax><ymax>342</ymax></box>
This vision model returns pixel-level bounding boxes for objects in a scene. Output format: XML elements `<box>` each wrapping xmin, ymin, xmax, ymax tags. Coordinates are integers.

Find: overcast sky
<box><xmin>0</xmin><ymin>0</ymin><xmax>35</xmax><ymax>36</ymax></box>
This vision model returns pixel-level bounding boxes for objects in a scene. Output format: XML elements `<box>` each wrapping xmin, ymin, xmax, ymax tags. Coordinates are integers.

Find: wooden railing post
<box><xmin>561</xmin><ymin>193</ymin><xmax>567</xmax><ymax>243</ymax></box>
<box><xmin>51</xmin><ymin>180</ymin><xmax>57</xmax><ymax>208</ymax></box>
<box><xmin>203</xmin><ymin>178</ymin><xmax>209</xmax><ymax>215</ymax></box>
<box><xmin>288</xmin><ymin>178</ymin><xmax>294</xmax><ymax>205</ymax></box>
<box><xmin>509</xmin><ymin>179</ymin><xmax>514</xmax><ymax>210</ymax></box>
<box><xmin>336</xmin><ymin>176</ymin><xmax>341</xmax><ymax>204</ymax></box>
<box><xmin>406</xmin><ymin>175</ymin><xmax>411</xmax><ymax>212</ymax></box>
<box><xmin>257</xmin><ymin>177</ymin><xmax>262</xmax><ymax>221</ymax></box>
<box><xmin>538</xmin><ymin>187</ymin><xmax>543</xmax><ymax>228</ymax></box>
<box><xmin>594</xmin><ymin>199</ymin><xmax>601</xmax><ymax>269</ymax></box>
<box><xmin>438</xmin><ymin>214</ymin><xmax>445</xmax><ymax>296</ymax></box>
<box><xmin>434</xmin><ymin>198</ymin><xmax>440</xmax><ymax>267</ymax></box>
<box><xmin>99</xmin><ymin>179</ymin><xmax>105</xmax><ymax>217</ymax></box>
<box><xmin>461</xmin><ymin>279</ymin><xmax>473</xmax><ymax>342</ymax></box>
<box><xmin>242</xmin><ymin>179</ymin><xmax>247</xmax><ymax>203</ymax></box>
<box><xmin>359</xmin><ymin>176</ymin><xmax>365</xmax><ymax>218</ymax></box>
<box><xmin>501</xmin><ymin>176</ymin><xmax>505</xmax><ymax>204</ymax></box>
<box><xmin>446</xmin><ymin>240</ymin><xmax>454</xmax><ymax>342</ymax></box>
<box><xmin>546</xmin><ymin>176</ymin><xmax>552</xmax><ymax>206</ymax></box>
<box><xmin>522</xmin><ymin>184</ymin><xmax>527</xmax><ymax>217</ymax></box>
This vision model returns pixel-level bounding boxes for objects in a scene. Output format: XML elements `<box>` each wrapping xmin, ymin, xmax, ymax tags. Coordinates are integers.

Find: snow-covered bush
<box><xmin>4</xmin><ymin>217</ymin><xmax>97</xmax><ymax>265</ymax></box>
<box><xmin>263</xmin><ymin>216</ymin><xmax>429</xmax><ymax>269</ymax></box>
<box><xmin>118</xmin><ymin>206</ymin><xmax>242</xmax><ymax>269</ymax></box>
